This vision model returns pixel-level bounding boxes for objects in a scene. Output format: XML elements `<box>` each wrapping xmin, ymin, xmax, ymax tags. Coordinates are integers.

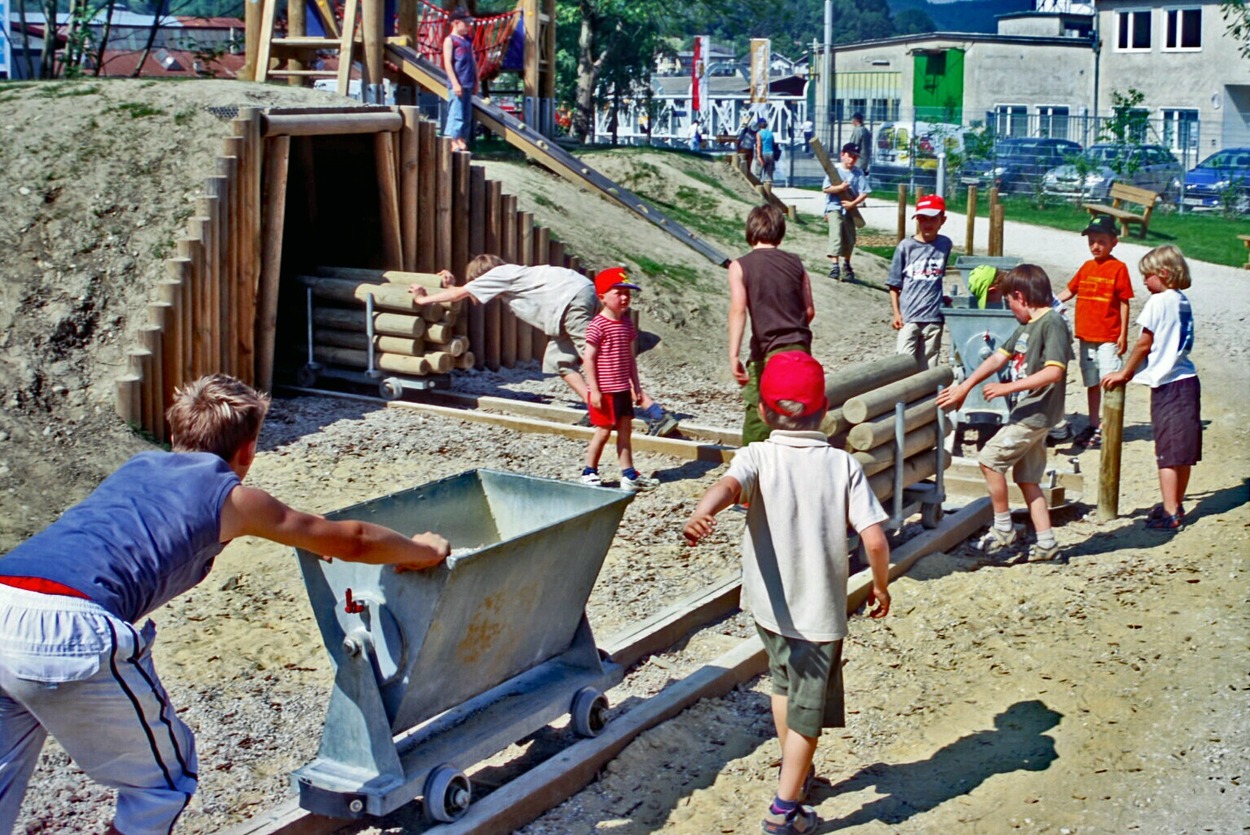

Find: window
<box><xmin>1164</xmin><ymin>8</ymin><xmax>1201</xmax><ymax>50</ymax></box>
<box><xmin>1160</xmin><ymin>108</ymin><xmax>1199</xmax><ymax>152</ymax></box>
<box><xmin>1116</xmin><ymin>9</ymin><xmax>1152</xmax><ymax>51</ymax></box>
<box><xmin>994</xmin><ymin>105</ymin><xmax>1027</xmax><ymax>137</ymax></box>
<box><xmin>1036</xmin><ymin>105</ymin><xmax>1070</xmax><ymax>141</ymax></box>
<box><xmin>871</xmin><ymin>98</ymin><xmax>898</xmax><ymax>122</ymax></box>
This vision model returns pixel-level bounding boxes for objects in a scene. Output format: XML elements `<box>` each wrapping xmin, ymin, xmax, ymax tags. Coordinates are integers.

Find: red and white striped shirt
<box><xmin>585</xmin><ymin>314</ymin><xmax>636</xmax><ymax>394</ymax></box>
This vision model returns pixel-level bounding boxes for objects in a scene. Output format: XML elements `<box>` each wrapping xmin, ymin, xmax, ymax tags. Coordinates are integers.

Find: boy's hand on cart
<box><xmin>935</xmin><ymin>384</ymin><xmax>966</xmax><ymax>411</ymax></box>
<box><xmin>394</xmin><ymin>532</ymin><xmax>450</xmax><ymax>572</ymax></box>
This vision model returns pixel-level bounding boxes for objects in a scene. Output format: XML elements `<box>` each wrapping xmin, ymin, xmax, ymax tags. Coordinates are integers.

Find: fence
<box><xmin>115</xmin><ymin>105</ymin><xmax>583</xmax><ymax>443</ymax></box>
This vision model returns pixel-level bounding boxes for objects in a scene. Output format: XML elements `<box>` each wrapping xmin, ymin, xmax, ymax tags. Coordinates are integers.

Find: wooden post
<box><xmin>257</xmin><ymin>135</ymin><xmax>291</xmax><ymax>392</ymax></box>
<box><xmin>221</xmin><ymin>146</ymin><xmax>243</xmax><ymax>378</ymax></box>
<box><xmin>467</xmin><ymin>164</ymin><xmax>486</xmax><ymax>346</ymax></box>
<box><xmin>896</xmin><ymin>184</ymin><xmax>907</xmax><ymax>244</ymax></box>
<box><xmin>501</xmin><ymin>193</ymin><xmax>520</xmax><ymax>367</ymax></box>
<box><xmin>234</xmin><ymin>107</ymin><xmax>262</xmax><ymax>384</ymax></box>
<box><xmin>965</xmin><ymin>185</ymin><xmax>977</xmax><ymax>256</ymax></box>
<box><xmin>196</xmin><ymin>188</ymin><xmax>222</xmax><ymax>372</ymax></box>
<box><xmin>1098</xmin><ymin>386</ymin><xmax>1125</xmax><ymax>521</ymax></box>
<box><xmin>142</xmin><ymin>315</ymin><xmax>168</xmax><ymax>442</ymax></box>
<box><xmin>376</xmin><ymin>131</ymin><xmax>404</xmax><ymax>268</ymax></box>
<box><xmin>116</xmin><ymin>374</ymin><xmax>143</xmax><ymax>429</ymax></box>
<box><xmin>242</xmin><ymin>0</ymin><xmax>262</xmax><ymax>80</ymax></box>
<box><xmin>990</xmin><ymin>202</ymin><xmax>1005</xmax><ymax>257</ymax></box>
<box><xmin>178</xmin><ymin>233</ymin><xmax>207</xmax><ymax>379</ymax></box>
<box><xmin>436</xmin><ymin>140</ymin><xmax>453</xmax><ymax>271</ymax></box>
<box><xmin>452</xmin><ymin>153</ymin><xmax>472</xmax><ymax>280</ymax></box>
<box><xmin>417</xmin><ymin>120</ymin><xmax>438</xmax><ymax>273</ymax></box>
<box><xmin>286</xmin><ymin>0</ymin><xmax>306</xmax><ymax>83</ymax></box>
<box><xmin>160</xmin><ymin>262</ymin><xmax>191</xmax><ymax>385</ymax></box>
<box><xmin>399</xmin><ymin>106</ymin><xmax>420</xmax><ymax>272</ymax></box>
<box><xmin>150</xmin><ymin>300</ymin><xmax>179</xmax><ymax>430</ymax></box>
<box><xmin>516</xmin><ymin>210</ymin><xmax>535</xmax><ymax>367</ymax></box>
<box><xmin>360</xmin><ymin>0</ymin><xmax>385</xmax><ymax>102</ymax></box>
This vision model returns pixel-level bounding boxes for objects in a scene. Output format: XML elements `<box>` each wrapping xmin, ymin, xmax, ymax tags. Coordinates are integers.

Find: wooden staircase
<box><xmin>255</xmin><ymin>0</ymin><xmax>359</xmax><ymax>93</ymax></box>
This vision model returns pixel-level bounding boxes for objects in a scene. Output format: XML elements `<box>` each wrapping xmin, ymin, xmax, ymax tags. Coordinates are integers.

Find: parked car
<box><xmin>960</xmin><ymin>137</ymin><xmax>1083</xmax><ymax>193</ymax></box>
<box><xmin>1041</xmin><ymin>143</ymin><xmax>1183</xmax><ymax>202</ymax></box>
<box><xmin>1180</xmin><ymin>147</ymin><xmax>1250</xmax><ymax>213</ymax></box>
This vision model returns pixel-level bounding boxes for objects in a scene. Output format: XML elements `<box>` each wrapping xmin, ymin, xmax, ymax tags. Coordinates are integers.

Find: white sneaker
<box><xmin>976</xmin><ymin>525</ymin><xmax>1021</xmax><ymax>554</ymax></box>
<box><xmin>621</xmin><ymin>473</ymin><xmax>658</xmax><ymax>491</ymax></box>
<box><xmin>580</xmin><ymin>471</ymin><xmax>602</xmax><ymax>486</ymax></box>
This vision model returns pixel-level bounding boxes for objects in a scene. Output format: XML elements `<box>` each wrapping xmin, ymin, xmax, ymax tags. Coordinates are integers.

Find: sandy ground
<box><xmin>1</xmin><ymin>82</ymin><xmax>1247</xmax><ymax>834</ymax></box>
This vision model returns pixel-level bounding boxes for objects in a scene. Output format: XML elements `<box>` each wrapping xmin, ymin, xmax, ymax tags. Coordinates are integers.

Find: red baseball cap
<box><xmin>914</xmin><ymin>194</ymin><xmax>946</xmax><ymax>217</ymax></box>
<box><xmin>594</xmin><ymin>266</ymin><xmax>641</xmax><ymax>296</ymax></box>
<box><xmin>760</xmin><ymin>351</ymin><xmax>827</xmax><ymax>417</ymax></box>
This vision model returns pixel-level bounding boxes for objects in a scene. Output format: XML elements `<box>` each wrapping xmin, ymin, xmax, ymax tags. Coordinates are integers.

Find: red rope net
<box><xmin>416</xmin><ymin>1</ymin><xmax>520</xmax><ymax>81</ymax></box>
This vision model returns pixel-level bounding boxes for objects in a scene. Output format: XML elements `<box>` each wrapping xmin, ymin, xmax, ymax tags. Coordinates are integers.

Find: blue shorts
<box><xmin>443</xmin><ymin>89</ymin><xmax>473</xmax><ymax>141</ymax></box>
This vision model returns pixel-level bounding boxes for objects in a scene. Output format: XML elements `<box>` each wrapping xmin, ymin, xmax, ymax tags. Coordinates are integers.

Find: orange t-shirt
<box><xmin>1067</xmin><ymin>257</ymin><xmax>1133</xmax><ymax>343</ymax></box>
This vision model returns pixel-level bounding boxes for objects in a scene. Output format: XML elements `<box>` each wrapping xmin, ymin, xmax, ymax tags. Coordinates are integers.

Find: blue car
<box><xmin>1180</xmin><ymin>147</ymin><xmax>1250</xmax><ymax>213</ymax></box>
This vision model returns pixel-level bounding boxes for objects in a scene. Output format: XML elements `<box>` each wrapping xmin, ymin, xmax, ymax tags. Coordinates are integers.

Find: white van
<box><xmin>873</xmin><ymin>120</ymin><xmax>970</xmax><ymax>187</ymax></box>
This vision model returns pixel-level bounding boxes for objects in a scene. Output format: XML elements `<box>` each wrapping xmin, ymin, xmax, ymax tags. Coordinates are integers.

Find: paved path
<box><xmin>772</xmin><ymin>186</ymin><xmax>1249</xmax><ymax>347</ymax></box>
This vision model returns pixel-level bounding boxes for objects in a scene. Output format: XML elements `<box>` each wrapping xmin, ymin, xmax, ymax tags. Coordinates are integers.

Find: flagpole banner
<box><xmin>749</xmin><ymin>38</ymin><xmax>770</xmax><ymax>105</ymax></box>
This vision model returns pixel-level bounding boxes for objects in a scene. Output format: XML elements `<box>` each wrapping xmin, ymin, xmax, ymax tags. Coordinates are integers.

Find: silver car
<box><xmin>1041</xmin><ymin>143</ymin><xmax>1183</xmax><ymax>201</ymax></box>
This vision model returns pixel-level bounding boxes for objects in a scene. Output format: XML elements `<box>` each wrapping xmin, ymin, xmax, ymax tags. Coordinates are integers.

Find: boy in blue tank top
<box><xmin>0</xmin><ymin>374</ymin><xmax>450</xmax><ymax>835</ymax></box>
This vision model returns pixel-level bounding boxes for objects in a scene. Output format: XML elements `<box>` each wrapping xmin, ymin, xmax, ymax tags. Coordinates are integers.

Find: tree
<box><xmin>893</xmin><ymin>8</ymin><xmax>936</xmax><ymax>36</ymax></box>
<box><xmin>1221</xmin><ymin>1</ymin><xmax>1250</xmax><ymax>58</ymax></box>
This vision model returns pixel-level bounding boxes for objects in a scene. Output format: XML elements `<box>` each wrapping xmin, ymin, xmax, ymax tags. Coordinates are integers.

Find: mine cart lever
<box><xmin>344</xmin><ymin>588</ymin><xmax>367</xmax><ymax>614</ymax></box>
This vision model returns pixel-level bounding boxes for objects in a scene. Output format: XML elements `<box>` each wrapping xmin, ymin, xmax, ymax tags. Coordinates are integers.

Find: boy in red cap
<box><xmin>581</xmin><ymin>267</ymin><xmax>659</xmax><ymax>490</ymax></box>
<box><xmin>684</xmin><ymin>351</ymin><xmax>891</xmax><ymax>834</ymax></box>
<box><xmin>886</xmin><ymin>193</ymin><xmax>952</xmax><ymax>368</ymax></box>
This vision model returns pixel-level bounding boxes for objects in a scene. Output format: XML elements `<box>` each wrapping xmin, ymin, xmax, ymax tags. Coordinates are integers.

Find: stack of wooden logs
<box><xmin>300</xmin><ymin>267</ymin><xmax>474</xmax><ymax>376</ymax></box>
<box><xmin>819</xmin><ymin>354</ymin><xmax>955</xmax><ymax>504</ymax></box>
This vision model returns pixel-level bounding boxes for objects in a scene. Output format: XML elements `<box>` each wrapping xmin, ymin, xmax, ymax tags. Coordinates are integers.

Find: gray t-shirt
<box><xmin>466</xmin><ymin>264</ymin><xmax>593</xmax><ymax>337</ymax></box>
<box><xmin>999</xmin><ymin>308</ymin><xmax>1074</xmax><ymax>429</ymax></box>
<box><xmin>887</xmin><ymin>235</ymin><xmax>953</xmax><ymax>325</ymax></box>
<box><xmin>727</xmin><ymin>431</ymin><xmax>888</xmax><ymax>641</ymax></box>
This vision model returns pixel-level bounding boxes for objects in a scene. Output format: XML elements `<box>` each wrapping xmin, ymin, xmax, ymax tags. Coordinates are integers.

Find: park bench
<box><xmin>1082</xmin><ymin>182</ymin><xmax>1160</xmax><ymax>238</ymax></box>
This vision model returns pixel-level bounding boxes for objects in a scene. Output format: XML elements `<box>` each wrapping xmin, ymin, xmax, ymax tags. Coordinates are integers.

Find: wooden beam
<box><xmin>417</xmin><ymin>119</ymin><xmax>438</xmax><ymax>274</ymax></box>
<box><xmin>256</xmin><ymin>135</ymin><xmax>291</xmax><ymax>392</ymax></box>
<box><xmin>375</xmin><ymin>131</ymin><xmax>404</xmax><ymax>267</ymax></box>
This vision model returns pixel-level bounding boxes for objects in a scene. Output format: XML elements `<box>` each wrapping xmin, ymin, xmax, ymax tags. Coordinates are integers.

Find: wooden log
<box><xmin>399</xmin><ymin>106</ymin><xmax>420</xmax><ymax>272</ymax></box>
<box><xmin>826</xmin><ymin>354</ymin><xmax>922</xmax><ymax>411</ymax></box>
<box><xmin>313</xmin><ymin>328</ymin><xmax>425</xmax><ymax>356</ymax></box>
<box><xmin>162</xmin><ymin>259</ymin><xmax>194</xmax><ymax>384</ymax></box>
<box><xmin>417</xmin><ymin>119</ymin><xmax>437</xmax><ymax>274</ymax></box>
<box><xmin>285</xmin><ymin>0</ymin><xmax>306</xmax><ymax>81</ymax></box>
<box><xmin>425</xmin><ymin>322</ymin><xmax>454</xmax><ymax>343</ymax></box>
<box><xmin>965</xmin><ymin>184</ymin><xmax>977</xmax><ymax>257</ymax></box>
<box><xmin>220</xmin><ymin>148</ymin><xmax>242</xmax><ymax>378</ymax></box>
<box><xmin>149</xmin><ymin>301</ymin><xmax>179</xmax><ymax>436</ymax></box>
<box><xmin>314</xmin><ymin>346</ymin><xmax>431</xmax><ymax>376</ymax></box>
<box><xmin>852</xmin><ymin>422</ymin><xmax>943</xmax><ymax>477</ymax></box>
<box><xmin>376</xmin><ymin>131</ymin><xmax>403</xmax><ymax>267</ymax></box>
<box><xmin>300</xmin><ymin>275</ymin><xmax>429</xmax><ymax>313</ymax></box>
<box><xmin>422</xmin><ymin>303</ymin><xmax>451</xmax><ymax>323</ymax></box>
<box><xmin>261</xmin><ymin>112</ymin><xmax>404</xmax><ymax>137</ymax></box>
<box><xmin>236</xmin><ymin>107</ymin><xmax>262</xmax><ymax>384</ymax></box>
<box><xmin>455</xmin><ymin>351</ymin><xmax>475</xmax><ymax>370</ymax></box>
<box><xmin>436</xmin><ymin>139</ymin><xmax>452</xmax><ymax>271</ymax></box>
<box><xmin>516</xmin><ymin>210</ymin><xmax>535</xmax><ymax>367</ymax></box>
<box><xmin>868</xmin><ymin>449</ymin><xmax>949</xmax><ymax>503</ymax></box>
<box><xmin>128</xmin><ymin>347</ymin><xmax>156</xmax><ymax>437</ymax></box>
<box><xmin>501</xmin><ymin>193</ymin><xmax>520</xmax><ymax>368</ymax></box>
<box><xmin>819</xmin><ymin>408</ymin><xmax>851</xmax><ymax>439</ymax></box>
<box><xmin>360</xmin><ymin>0</ymin><xmax>384</xmax><ymax>99</ymax></box>
<box><xmin>846</xmin><ymin>395</ymin><xmax>940</xmax><ymax>451</ymax></box>
<box><xmin>452</xmin><ymin>152</ymin><xmax>471</xmax><ymax>280</ymax></box>
<box><xmin>312</xmin><ymin>307</ymin><xmax>427</xmax><ymax>338</ymax></box>
<box><xmin>842</xmin><ymin>366</ymin><xmax>954</xmax><ymax>424</ymax></box>
<box><xmin>142</xmin><ymin>316</ymin><xmax>168</xmax><ymax>442</ymax></box>
<box><xmin>196</xmin><ymin>186</ymin><xmax>222</xmax><ymax>372</ymax></box>
<box><xmin>178</xmin><ymin>233</ymin><xmax>207</xmax><ymax>379</ymax></box>
<box><xmin>990</xmin><ymin>202</ymin><xmax>1005</xmax><ymax>258</ymax></box>
<box><xmin>116</xmin><ymin>374</ymin><xmax>143</xmax><ymax>428</ymax></box>
<box><xmin>446</xmin><ymin>335</ymin><xmax>469</xmax><ymax>357</ymax></box>
<box><xmin>425</xmin><ymin>351</ymin><xmax>453</xmax><ymax>373</ymax></box>
<box><xmin>257</xmin><ymin>134</ymin><xmax>291</xmax><ymax>391</ymax></box>
<box><xmin>314</xmin><ymin>265</ymin><xmax>445</xmax><ymax>290</ymax></box>
<box><xmin>1098</xmin><ymin>384</ymin><xmax>1125</xmax><ymax>521</ymax></box>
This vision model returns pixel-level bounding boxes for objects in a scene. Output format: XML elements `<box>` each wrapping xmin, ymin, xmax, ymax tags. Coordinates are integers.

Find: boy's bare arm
<box><xmin>1056</xmin><ymin>287</ymin><xmax>1075</xmax><ymax>303</ymax></box>
<box><xmin>801</xmin><ymin>271</ymin><xmax>815</xmax><ymax>323</ymax></box>
<box><xmin>1116</xmin><ymin>299</ymin><xmax>1130</xmax><ymax>355</ymax></box>
<box><xmin>888</xmin><ymin>287</ymin><xmax>904</xmax><ymax>329</ymax></box>
<box><xmin>983</xmin><ymin>362</ymin><xmax>1064</xmax><ymax>402</ymax></box>
<box><xmin>859</xmin><ymin>522</ymin><xmax>891</xmax><ymax>618</ymax></box>
<box><xmin>823</xmin><ymin>180</ymin><xmax>850</xmax><ymax>194</ymax></box>
<box><xmin>583</xmin><ymin>343</ymin><xmax>602</xmax><ymax>409</ymax></box>
<box><xmin>936</xmin><ymin>350</ymin><xmax>1009</xmax><ymax>410</ymax></box>
<box><xmin>408</xmin><ymin>283</ymin><xmax>473</xmax><ymax>306</ymax></box>
<box><xmin>683</xmin><ymin>476</ymin><xmax>742</xmax><ymax>546</ymax></box>
<box><xmin>726</xmin><ymin>260</ymin><xmax>750</xmax><ymax>385</ymax></box>
<box><xmin>1102</xmin><ymin>329</ymin><xmax>1153</xmax><ymax>389</ymax></box>
<box><xmin>220</xmin><ymin>486</ymin><xmax>449</xmax><ymax>571</ymax></box>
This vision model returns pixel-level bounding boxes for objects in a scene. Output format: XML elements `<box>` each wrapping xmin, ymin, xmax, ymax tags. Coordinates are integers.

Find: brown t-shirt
<box><xmin>737</xmin><ymin>247</ymin><xmax>812</xmax><ymax>363</ymax></box>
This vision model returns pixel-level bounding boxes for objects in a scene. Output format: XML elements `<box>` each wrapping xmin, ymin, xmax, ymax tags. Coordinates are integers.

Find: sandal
<box><xmin>1145</xmin><ymin>512</ymin><xmax>1184</xmax><ymax>531</ymax></box>
<box><xmin>762</xmin><ymin>804</ymin><xmax>819</xmax><ymax>834</ymax></box>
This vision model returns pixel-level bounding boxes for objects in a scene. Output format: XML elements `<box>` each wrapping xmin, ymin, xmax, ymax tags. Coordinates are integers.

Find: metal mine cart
<box><xmin>943</xmin><ymin>296</ymin><xmax>1021</xmax><ymax>448</ymax></box>
<box><xmin>291</xmin><ymin>469</ymin><xmax>633</xmax><ymax>823</ymax></box>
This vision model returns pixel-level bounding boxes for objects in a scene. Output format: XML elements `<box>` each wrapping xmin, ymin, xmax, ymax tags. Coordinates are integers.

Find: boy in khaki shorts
<box><xmin>938</xmin><ymin>265</ymin><xmax>1073</xmax><ymax>562</ymax></box>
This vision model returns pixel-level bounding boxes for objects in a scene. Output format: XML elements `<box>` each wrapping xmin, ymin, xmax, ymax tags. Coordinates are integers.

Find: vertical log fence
<box><xmin>115</xmin><ymin>106</ymin><xmax>589</xmax><ymax>443</ymax></box>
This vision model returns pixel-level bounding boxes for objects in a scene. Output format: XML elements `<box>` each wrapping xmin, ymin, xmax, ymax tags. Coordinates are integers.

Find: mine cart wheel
<box><xmin>572</xmin><ymin>687</ymin><xmax>609</xmax><ymax>738</ymax></box>
<box><xmin>295</xmin><ymin>365</ymin><xmax>318</xmax><ymax>388</ymax></box>
<box><xmin>423</xmin><ymin>765</ymin><xmax>471</xmax><ymax>823</ymax></box>
<box><xmin>921</xmin><ymin>502</ymin><xmax>944</xmax><ymax>529</ymax></box>
<box><xmin>379</xmin><ymin>378</ymin><xmax>404</xmax><ymax>401</ymax></box>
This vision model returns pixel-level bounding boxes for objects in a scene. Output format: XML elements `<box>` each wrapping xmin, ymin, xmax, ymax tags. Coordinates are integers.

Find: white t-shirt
<box><xmin>465</xmin><ymin>265</ymin><xmax>592</xmax><ymax>336</ymax></box>
<box><xmin>1131</xmin><ymin>289</ymin><xmax>1196</xmax><ymax>388</ymax></box>
<box><xmin>727</xmin><ymin>431</ymin><xmax>888</xmax><ymax>641</ymax></box>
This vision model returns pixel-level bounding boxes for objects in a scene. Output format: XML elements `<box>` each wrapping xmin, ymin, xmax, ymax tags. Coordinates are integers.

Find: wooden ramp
<box><xmin>386</xmin><ymin>43</ymin><xmax>729</xmax><ymax>267</ymax></box>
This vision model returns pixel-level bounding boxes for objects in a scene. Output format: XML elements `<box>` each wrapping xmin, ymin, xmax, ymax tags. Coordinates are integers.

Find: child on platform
<box><xmin>1100</xmin><ymin>244</ymin><xmax>1200</xmax><ymax>531</ymax></box>
<box><xmin>937</xmin><ymin>265</ymin><xmax>1073</xmax><ymax>562</ymax></box>
<box><xmin>581</xmin><ymin>267</ymin><xmax>660</xmax><ymax>491</ymax></box>
<box><xmin>683</xmin><ymin>351</ymin><xmax>891</xmax><ymax>834</ymax></box>
<box><xmin>0</xmin><ymin>374</ymin><xmax>450</xmax><ymax>835</ymax></box>
<box><xmin>1055</xmin><ymin>215</ymin><xmax>1134</xmax><ymax>449</ymax></box>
